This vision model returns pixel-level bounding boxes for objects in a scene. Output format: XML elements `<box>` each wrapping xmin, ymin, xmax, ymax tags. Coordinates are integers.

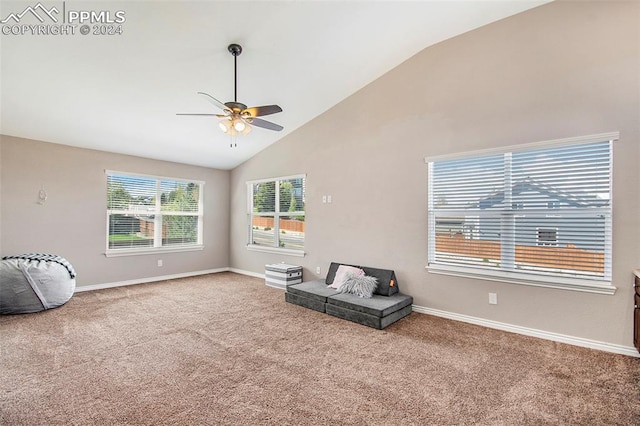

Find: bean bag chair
<box><xmin>0</xmin><ymin>254</ymin><xmax>76</xmax><ymax>314</ymax></box>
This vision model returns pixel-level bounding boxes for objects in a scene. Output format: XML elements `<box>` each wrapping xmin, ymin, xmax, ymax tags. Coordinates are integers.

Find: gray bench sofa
<box><xmin>285</xmin><ymin>262</ymin><xmax>413</xmax><ymax>329</ymax></box>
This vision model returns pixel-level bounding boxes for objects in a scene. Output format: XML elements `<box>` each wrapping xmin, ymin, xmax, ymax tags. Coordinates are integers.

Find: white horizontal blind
<box><xmin>248</xmin><ymin>175</ymin><xmax>305</xmax><ymax>251</ymax></box>
<box><xmin>107</xmin><ymin>172</ymin><xmax>203</xmax><ymax>251</ymax></box>
<box><xmin>428</xmin><ymin>140</ymin><xmax>612</xmax><ymax>281</ymax></box>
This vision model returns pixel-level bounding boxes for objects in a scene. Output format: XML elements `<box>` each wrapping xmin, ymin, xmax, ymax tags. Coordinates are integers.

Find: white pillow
<box><xmin>329</xmin><ymin>265</ymin><xmax>364</xmax><ymax>289</ymax></box>
<box><xmin>339</xmin><ymin>274</ymin><xmax>378</xmax><ymax>298</ymax></box>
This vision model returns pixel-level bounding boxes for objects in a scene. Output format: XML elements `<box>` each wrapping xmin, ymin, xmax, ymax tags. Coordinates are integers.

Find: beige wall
<box><xmin>230</xmin><ymin>1</ymin><xmax>640</xmax><ymax>346</ymax></box>
<box><xmin>0</xmin><ymin>135</ymin><xmax>230</xmax><ymax>287</ymax></box>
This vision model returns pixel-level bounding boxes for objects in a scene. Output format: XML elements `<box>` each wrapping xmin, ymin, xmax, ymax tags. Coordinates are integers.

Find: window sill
<box><xmin>246</xmin><ymin>244</ymin><xmax>305</xmax><ymax>257</ymax></box>
<box><xmin>426</xmin><ymin>263</ymin><xmax>616</xmax><ymax>295</ymax></box>
<box><xmin>105</xmin><ymin>245</ymin><xmax>204</xmax><ymax>258</ymax></box>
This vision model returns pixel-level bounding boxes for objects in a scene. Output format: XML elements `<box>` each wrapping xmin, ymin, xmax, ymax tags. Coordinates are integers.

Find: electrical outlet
<box><xmin>327</xmin><ymin>195</ymin><xmax>332</xmax><ymax>203</ymax></box>
<box><xmin>157</xmin><ymin>259</ymin><xmax>163</xmax><ymax>267</ymax></box>
<box><xmin>316</xmin><ymin>266</ymin><xmax>321</xmax><ymax>275</ymax></box>
<box><xmin>489</xmin><ymin>293</ymin><xmax>497</xmax><ymax>305</ymax></box>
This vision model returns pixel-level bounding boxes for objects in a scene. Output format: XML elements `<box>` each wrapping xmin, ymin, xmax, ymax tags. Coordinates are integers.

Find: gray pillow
<box><xmin>338</xmin><ymin>273</ymin><xmax>378</xmax><ymax>298</ymax></box>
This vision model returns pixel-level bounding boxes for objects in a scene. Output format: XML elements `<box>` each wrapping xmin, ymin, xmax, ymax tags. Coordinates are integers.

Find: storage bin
<box><xmin>265</xmin><ymin>263</ymin><xmax>302</xmax><ymax>289</ymax></box>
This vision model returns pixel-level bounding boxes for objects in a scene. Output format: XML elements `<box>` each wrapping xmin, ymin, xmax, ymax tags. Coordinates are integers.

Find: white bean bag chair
<box><xmin>0</xmin><ymin>254</ymin><xmax>76</xmax><ymax>314</ymax></box>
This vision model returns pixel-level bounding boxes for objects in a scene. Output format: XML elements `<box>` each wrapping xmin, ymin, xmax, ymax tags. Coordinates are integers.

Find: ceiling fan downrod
<box><xmin>228</xmin><ymin>43</ymin><xmax>242</xmax><ymax>103</ymax></box>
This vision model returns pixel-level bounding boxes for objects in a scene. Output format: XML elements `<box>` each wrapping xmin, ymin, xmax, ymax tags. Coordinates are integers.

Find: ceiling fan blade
<box><xmin>243</xmin><ymin>105</ymin><xmax>283</xmax><ymax>118</ymax></box>
<box><xmin>197</xmin><ymin>92</ymin><xmax>231</xmax><ymax>112</ymax></box>
<box><xmin>176</xmin><ymin>113</ymin><xmax>227</xmax><ymax>117</ymax></box>
<box><xmin>250</xmin><ymin>117</ymin><xmax>284</xmax><ymax>132</ymax></box>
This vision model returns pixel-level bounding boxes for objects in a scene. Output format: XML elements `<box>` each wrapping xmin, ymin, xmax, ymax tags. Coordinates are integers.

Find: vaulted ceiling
<box><xmin>0</xmin><ymin>1</ymin><xmax>550</xmax><ymax>169</ymax></box>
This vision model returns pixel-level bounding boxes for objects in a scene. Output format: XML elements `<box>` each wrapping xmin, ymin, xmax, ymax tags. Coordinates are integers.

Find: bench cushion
<box><xmin>285</xmin><ymin>292</ymin><xmax>326</xmax><ymax>313</ymax></box>
<box><xmin>327</xmin><ymin>292</ymin><xmax>413</xmax><ymax>318</ymax></box>
<box><xmin>360</xmin><ymin>266</ymin><xmax>399</xmax><ymax>296</ymax></box>
<box><xmin>326</xmin><ymin>304</ymin><xmax>413</xmax><ymax>330</ymax></box>
<box><xmin>325</xmin><ymin>262</ymin><xmax>399</xmax><ymax>296</ymax></box>
<box><xmin>287</xmin><ymin>279</ymin><xmax>335</xmax><ymax>302</ymax></box>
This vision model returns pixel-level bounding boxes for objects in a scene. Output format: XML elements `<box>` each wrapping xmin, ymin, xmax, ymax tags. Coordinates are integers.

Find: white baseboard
<box><xmin>412</xmin><ymin>305</ymin><xmax>639</xmax><ymax>358</ymax></box>
<box><xmin>228</xmin><ymin>268</ymin><xmax>265</xmax><ymax>279</ymax></box>
<box><xmin>265</xmin><ymin>283</ymin><xmax>286</xmax><ymax>291</ymax></box>
<box><xmin>228</xmin><ymin>268</ymin><xmax>286</xmax><ymax>290</ymax></box>
<box><xmin>74</xmin><ymin>268</ymin><xmax>229</xmax><ymax>293</ymax></box>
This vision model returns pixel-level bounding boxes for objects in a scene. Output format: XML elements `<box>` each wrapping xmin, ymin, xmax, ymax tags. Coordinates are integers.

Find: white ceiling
<box><xmin>0</xmin><ymin>1</ymin><xmax>550</xmax><ymax>170</ymax></box>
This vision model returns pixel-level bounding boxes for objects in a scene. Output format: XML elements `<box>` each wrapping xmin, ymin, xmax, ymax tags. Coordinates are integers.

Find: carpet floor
<box><xmin>1</xmin><ymin>272</ymin><xmax>638</xmax><ymax>425</ymax></box>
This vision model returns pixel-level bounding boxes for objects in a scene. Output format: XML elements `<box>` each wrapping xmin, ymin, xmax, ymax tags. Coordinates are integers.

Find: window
<box><xmin>247</xmin><ymin>175</ymin><xmax>305</xmax><ymax>256</ymax></box>
<box><xmin>427</xmin><ymin>133</ymin><xmax>617</xmax><ymax>294</ymax></box>
<box><xmin>106</xmin><ymin>171</ymin><xmax>204</xmax><ymax>256</ymax></box>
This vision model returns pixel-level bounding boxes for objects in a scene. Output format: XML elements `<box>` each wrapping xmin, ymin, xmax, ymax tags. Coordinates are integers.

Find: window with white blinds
<box><xmin>106</xmin><ymin>171</ymin><xmax>204</xmax><ymax>255</ymax></box>
<box><xmin>427</xmin><ymin>134</ymin><xmax>617</xmax><ymax>294</ymax></box>
<box><xmin>247</xmin><ymin>175</ymin><xmax>306</xmax><ymax>255</ymax></box>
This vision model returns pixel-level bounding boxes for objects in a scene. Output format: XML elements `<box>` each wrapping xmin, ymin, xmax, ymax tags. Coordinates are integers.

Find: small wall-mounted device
<box><xmin>37</xmin><ymin>188</ymin><xmax>48</xmax><ymax>205</ymax></box>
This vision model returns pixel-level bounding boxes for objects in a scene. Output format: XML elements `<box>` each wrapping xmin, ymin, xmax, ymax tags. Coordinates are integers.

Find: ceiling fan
<box><xmin>177</xmin><ymin>43</ymin><xmax>283</xmax><ymax>146</ymax></box>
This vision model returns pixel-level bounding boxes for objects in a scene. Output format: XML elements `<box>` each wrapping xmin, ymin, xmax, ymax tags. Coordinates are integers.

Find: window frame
<box><xmin>105</xmin><ymin>170</ymin><xmax>204</xmax><ymax>257</ymax></box>
<box><xmin>246</xmin><ymin>174</ymin><xmax>306</xmax><ymax>257</ymax></box>
<box><xmin>425</xmin><ymin>132</ymin><xmax>618</xmax><ymax>295</ymax></box>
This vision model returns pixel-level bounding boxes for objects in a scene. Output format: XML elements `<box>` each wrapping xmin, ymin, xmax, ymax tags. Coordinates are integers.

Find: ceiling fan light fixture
<box><xmin>218</xmin><ymin>119</ymin><xmax>231</xmax><ymax>133</ymax></box>
<box><xmin>233</xmin><ymin>118</ymin><xmax>246</xmax><ymax>132</ymax></box>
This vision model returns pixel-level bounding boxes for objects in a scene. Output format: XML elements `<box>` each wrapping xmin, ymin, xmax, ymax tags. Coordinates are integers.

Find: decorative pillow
<box><xmin>326</xmin><ymin>262</ymin><xmax>353</xmax><ymax>285</ymax></box>
<box><xmin>328</xmin><ymin>265</ymin><xmax>364</xmax><ymax>289</ymax></box>
<box><xmin>338</xmin><ymin>273</ymin><xmax>378</xmax><ymax>298</ymax></box>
